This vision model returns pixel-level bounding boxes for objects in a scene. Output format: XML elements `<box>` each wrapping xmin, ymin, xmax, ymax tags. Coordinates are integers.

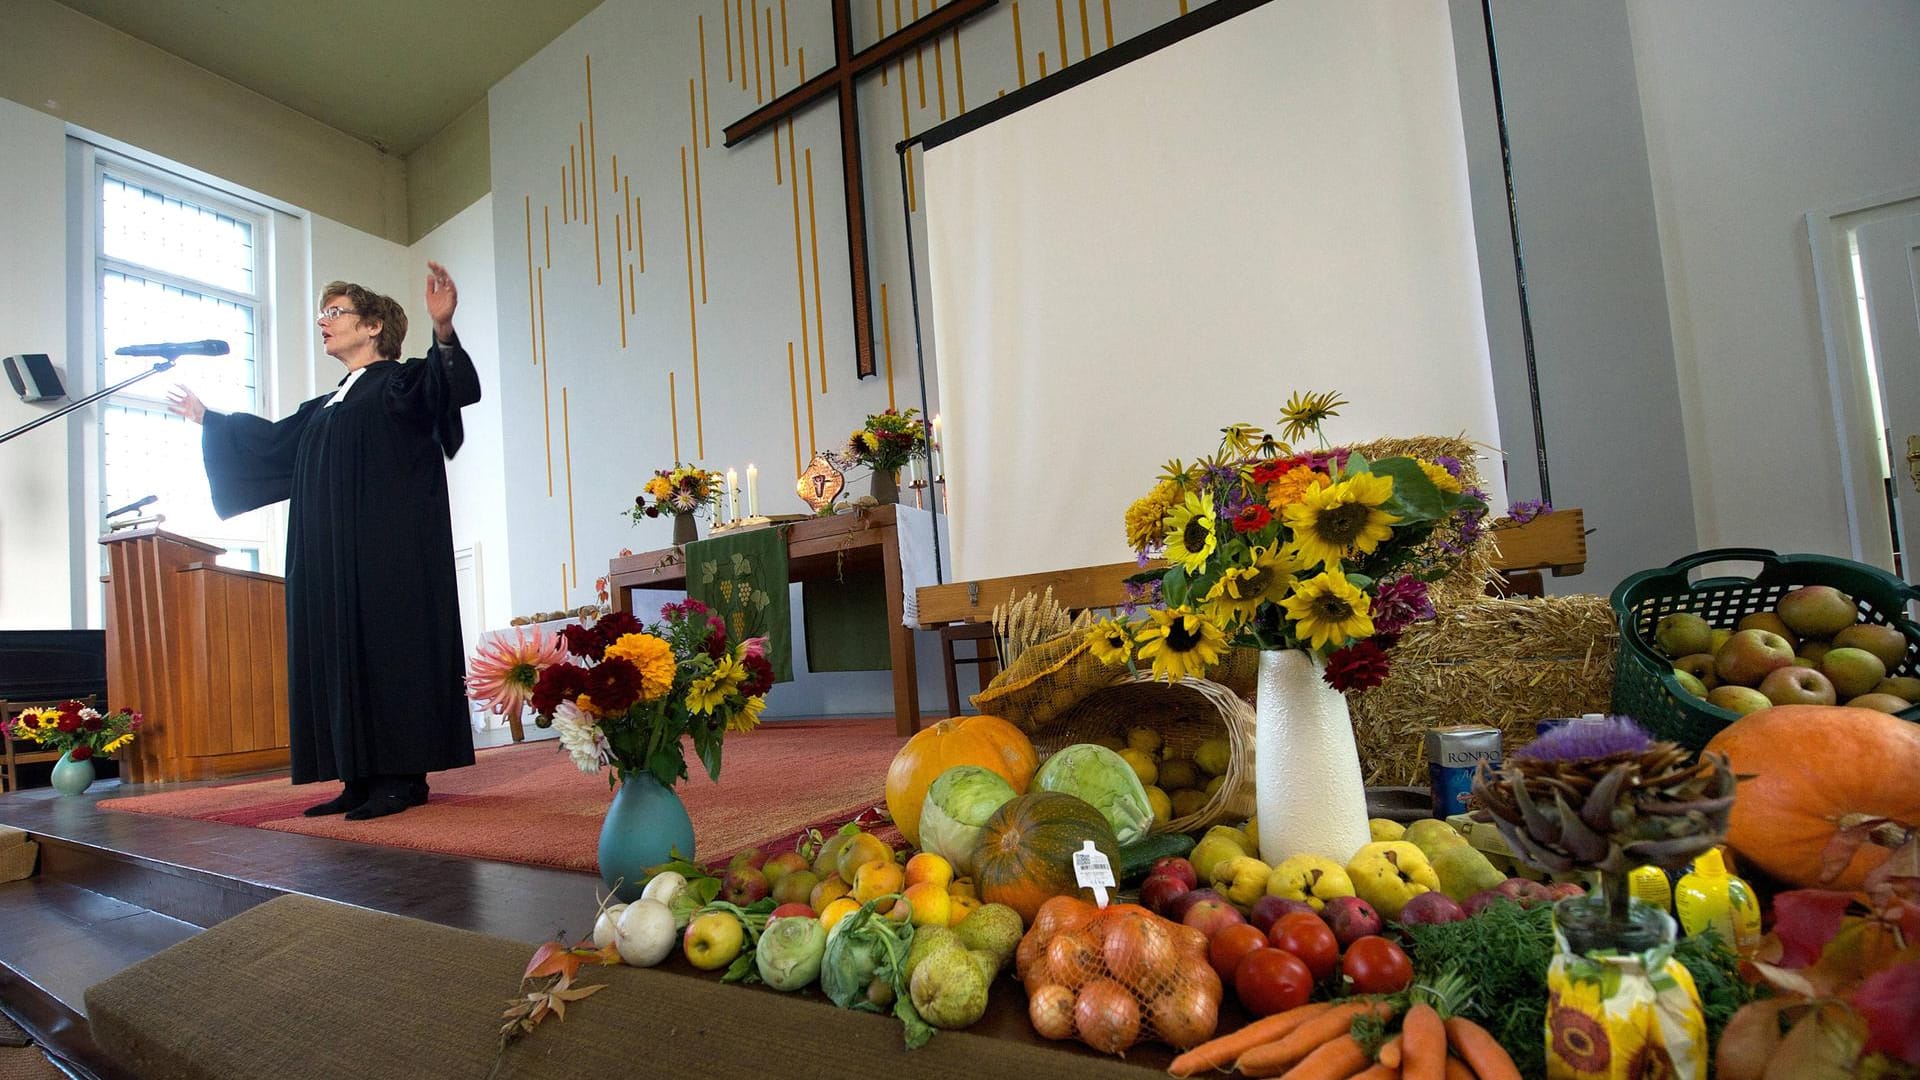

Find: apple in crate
<box><xmin>1758</xmin><ymin>665</ymin><xmax>1837</xmax><ymax>707</ymax></box>
<box><xmin>1707</xmin><ymin>685</ymin><xmax>1773</xmax><ymax>717</ymax></box>
<box><xmin>1835</xmin><ymin>623</ymin><xmax>1911</xmax><ymax>670</ymax></box>
<box><xmin>1776</xmin><ymin>586</ymin><xmax>1857</xmax><ymax>638</ymax></box>
<box><xmin>1716</xmin><ymin>630</ymin><xmax>1796</xmax><ymax>686</ymax></box>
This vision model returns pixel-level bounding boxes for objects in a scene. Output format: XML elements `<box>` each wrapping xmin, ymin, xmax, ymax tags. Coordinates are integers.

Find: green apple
<box><xmin>1834</xmin><ymin>623</ymin><xmax>1912</xmax><ymax>671</ymax></box>
<box><xmin>762</xmin><ymin>851</ymin><xmax>810</xmax><ymax>886</ymax></box>
<box><xmin>1845</xmin><ymin>693</ymin><xmax>1910</xmax><ymax>713</ymax></box>
<box><xmin>1820</xmin><ymin>647</ymin><xmax>1887</xmax><ymax>699</ymax></box>
<box><xmin>1671</xmin><ymin>669</ymin><xmax>1709</xmax><ymax>699</ymax></box>
<box><xmin>1874</xmin><ymin>676</ymin><xmax>1920</xmax><ymax>700</ymax></box>
<box><xmin>1776</xmin><ymin>586</ymin><xmax>1857</xmax><ymax>638</ymax></box>
<box><xmin>1654</xmin><ymin>613</ymin><xmax>1713</xmax><ymax>659</ymax></box>
<box><xmin>1716</xmin><ymin>629</ymin><xmax>1797</xmax><ymax>686</ymax></box>
<box><xmin>683</xmin><ymin>910</ymin><xmax>746</xmax><ymax>970</ymax></box>
<box><xmin>1736</xmin><ymin>612</ymin><xmax>1800</xmax><ymax>652</ymax></box>
<box><xmin>1710</xmin><ymin>628</ymin><xmax>1735</xmax><ymax>655</ymax></box>
<box><xmin>1673</xmin><ymin>653</ymin><xmax>1720</xmax><ymax>690</ymax></box>
<box><xmin>1759</xmin><ymin>665</ymin><xmax>1837</xmax><ymax>707</ymax></box>
<box><xmin>1707</xmin><ymin>684</ymin><xmax>1773</xmax><ymax>717</ymax></box>
<box><xmin>1798</xmin><ymin>640</ymin><xmax>1833</xmax><ymax>667</ymax></box>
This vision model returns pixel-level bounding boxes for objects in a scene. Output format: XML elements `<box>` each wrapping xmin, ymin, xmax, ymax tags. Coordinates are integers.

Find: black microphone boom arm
<box><xmin>0</xmin><ymin>359</ymin><xmax>176</xmax><ymax>446</ymax></box>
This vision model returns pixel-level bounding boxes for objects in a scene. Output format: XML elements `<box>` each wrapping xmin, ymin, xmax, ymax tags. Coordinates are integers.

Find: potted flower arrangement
<box><xmin>467</xmin><ymin>600</ymin><xmax>774</xmax><ymax>899</ymax></box>
<box><xmin>1087</xmin><ymin>391</ymin><xmax>1487</xmax><ymax>864</ymax></box>
<box><xmin>3</xmin><ymin>700</ymin><xmax>142</xmax><ymax>796</ymax></box>
<box><xmin>630</xmin><ymin>463</ymin><xmax>724</xmax><ymax>545</ymax></box>
<box><xmin>838</xmin><ymin>407</ymin><xmax>929</xmax><ymax>504</ymax></box>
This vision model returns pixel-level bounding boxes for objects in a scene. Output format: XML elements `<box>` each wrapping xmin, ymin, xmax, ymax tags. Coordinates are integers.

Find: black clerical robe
<box><xmin>202</xmin><ymin>340</ymin><xmax>480</xmax><ymax>785</ymax></box>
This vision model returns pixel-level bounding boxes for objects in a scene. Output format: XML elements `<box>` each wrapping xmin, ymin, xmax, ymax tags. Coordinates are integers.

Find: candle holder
<box><xmin>908</xmin><ymin>479</ymin><xmax>929</xmax><ymax>509</ymax></box>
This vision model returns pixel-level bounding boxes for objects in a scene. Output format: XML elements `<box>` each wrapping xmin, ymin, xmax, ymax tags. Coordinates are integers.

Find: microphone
<box><xmin>106</xmin><ymin>495</ymin><xmax>157</xmax><ymax>518</ymax></box>
<box><xmin>114</xmin><ymin>340</ymin><xmax>231</xmax><ymax>358</ymax></box>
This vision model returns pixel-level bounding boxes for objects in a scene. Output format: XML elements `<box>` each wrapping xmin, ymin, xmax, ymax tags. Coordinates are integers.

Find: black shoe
<box><xmin>343</xmin><ymin>793</ymin><xmax>412</xmax><ymax>821</ymax></box>
<box><xmin>407</xmin><ymin>780</ymin><xmax>430</xmax><ymax>806</ymax></box>
<box><xmin>302</xmin><ymin>782</ymin><xmax>367</xmax><ymax>817</ymax></box>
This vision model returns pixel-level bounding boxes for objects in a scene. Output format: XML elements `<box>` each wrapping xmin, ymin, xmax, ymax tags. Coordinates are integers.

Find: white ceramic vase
<box><xmin>1252</xmin><ymin>649</ymin><xmax>1371</xmax><ymax>867</ymax></box>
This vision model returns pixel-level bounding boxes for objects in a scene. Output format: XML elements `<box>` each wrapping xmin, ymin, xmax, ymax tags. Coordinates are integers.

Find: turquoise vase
<box><xmin>50</xmin><ymin>750</ymin><xmax>97</xmax><ymax>796</ymax></box>
<box><xmin>598</xmin><ymin>772</ymin><xmax>695</xmax><ymax>902</ymax></box>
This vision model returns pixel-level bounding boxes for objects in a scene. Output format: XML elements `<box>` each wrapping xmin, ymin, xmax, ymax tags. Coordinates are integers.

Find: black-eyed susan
<box><xmin>1135</xmin><ymin>606</ymin><xmax>1228</xmax><ymax>682</ymax></box>
<box><xmin>1202</xmin><ymin>542</ymin><xmax>1299</xmax><ymax>623</ymax></box>
<box><xmin>1162</xmin><ymin>492</ymin><xmax>1219</xmax><ymax>573</ymax></box>
<box><xmin>1085</xmin><ymin>617</ymin><xmax>1136</xmax><ymax>666</ymax></box>
<box><xmin>1278</xmin><ymin>389</ymin><xmax>1349</xmax><ymax>444</ymax></box>
<box><xmin>1280</xmin><ymin>572</ymin><xmax>1375</xmax><ymax>651</ymax></box>
<box><xmin>1281</xmin><ymin>472</ymin><xmax>1399</xmax><ymax>570</ymax></box>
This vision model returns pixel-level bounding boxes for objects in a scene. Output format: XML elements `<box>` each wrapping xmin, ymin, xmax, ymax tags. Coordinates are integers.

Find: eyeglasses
<box><xmin>317</xmin><ymin>306</ymin><xmax>361</xmax><ymax>322</ymax></box>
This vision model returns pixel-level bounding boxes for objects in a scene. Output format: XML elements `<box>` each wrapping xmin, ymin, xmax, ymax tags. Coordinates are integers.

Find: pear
<box><xmin>953</xmin><ymin>903</ymin><xmax>1023</xmax><ymax>974</ymax></box>
<box><xmin>904</xmin><ymin>925</ymin><xmax>957</xmax><ymax>980</ymax></box>
<box><xmin>909</xmin><ymin>942</ymin><xmax>990</xmax><ymax>1029</ymax></box>
<box><xmin>1432</xmin><ymin>844</ymin><xmax>1506</xmax><ymax>902</ymax></box>
<box><xmin>1402</xmin><ymin>819</ymin><xmax>1469</xmax><ymax>860</ymax></box>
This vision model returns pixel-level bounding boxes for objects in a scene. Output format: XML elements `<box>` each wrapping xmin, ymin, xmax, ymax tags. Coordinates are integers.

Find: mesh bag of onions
<box><xmin>1016</xmin><ymin>894</ymin><xmax>1221</xmax><ymax>1054</ymax></box>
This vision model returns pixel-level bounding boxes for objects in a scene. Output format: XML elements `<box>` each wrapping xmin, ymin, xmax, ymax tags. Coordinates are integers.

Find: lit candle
<box><xmin>726</xmin><ymin>468</ymin><xmax>739</xmax><ymax>522</ymax></box>
<box><xmin>746</xmin><ymin>464</ymin><xmax>759</xmax><ymax>517</ymax></box>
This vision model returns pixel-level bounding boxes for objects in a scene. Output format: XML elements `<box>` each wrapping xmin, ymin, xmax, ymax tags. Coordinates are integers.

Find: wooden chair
<box><xmin>1</xmin><ymin>696</ymin><xmax>97</xmax><ymax>793</ymax></box>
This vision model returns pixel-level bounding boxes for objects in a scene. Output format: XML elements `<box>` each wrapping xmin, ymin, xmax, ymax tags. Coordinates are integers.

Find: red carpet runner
<box><xmin>102</xmin><ymin>718</ymin><xmax>908</xmax><ymax>872</ymax></box>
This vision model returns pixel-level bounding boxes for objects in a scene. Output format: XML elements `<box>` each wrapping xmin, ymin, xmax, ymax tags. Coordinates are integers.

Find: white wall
<box><xmin>0</xmin><ymin>98</ymin><xmax>72</xmax><ymax>629</ymax></box>
<box><xmin>1628</xmin><ymin>0</ymin><xmax>1920</xmax><ymax>558</ymax></box>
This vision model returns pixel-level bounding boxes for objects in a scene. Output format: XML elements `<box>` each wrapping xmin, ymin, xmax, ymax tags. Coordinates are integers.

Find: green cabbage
<box><xmin>1031</xmin><ymin>743</ymin><xmax>1154</xmax><ymax>844</ymax></box>
<box><xmin>918</xmin><ymin>766</ymin><xmax>1018</xmax><ymax>875</ymax></box>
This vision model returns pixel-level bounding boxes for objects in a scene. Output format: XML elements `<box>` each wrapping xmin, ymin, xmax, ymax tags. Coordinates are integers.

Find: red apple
<box><xmin>1147</xmin><ymin>856</ymin><xmax>1199</xmax><ymax>891</ymax></box>
<box><xmin>1758</xmin><ymin>665</ymin><xmax>1837</xmax><ymax>707</ymax></box>
<box><xmin>722</xmin><ymin>865</ymin><xmax>771</xmax><ymax>905</ymax></box>
<box><xmin>770</xmin><ymin>869</ymin><xmax>820</xmax><ymax>907</ymax></box>
<box><xmin>727</xmin><ymin>846</ymin><xmax>769</xmax><ymax>871</ymax></box>
<box><xmin>1397</xmin><ymin>891</ymin><xmax>1467</xmax><ymax>926</ymax></box>
<box><xmin>1776</xmin><ymin>586</ymin><xmax>1857</xmax><ymax>638</ymax></box>
<box><xmin>1140</xmin><ymin>873</ymin><xmax>1193</xmax><ymax>916</ymax></box>
<box><xmin>1672</xmin><ymin>653</ymin><xmax>1720</xmax><ymax>690</ymax></box>
<box><xmin>1319</xmin><ymin>896</ymin><xmax>1383</xmax><ymax>948</ymax></box>
<box><xmin>1166</xmin><ymin>887</ymin><xmax>1226</xmax><ymax>924</ymax></box>
<box><xmin>762</xmin><ymin>851</ymin><xmax>810</xmax><ymax>885</ymax></box>
<box><xmin>768</xmin><ymin>902</ymin><xmax>816</xmax><ymax>921</ymax></box>
<box><xmin>1182</xmin><ymin>896</ymin><xmax>1247</xmax><ymax>939</ymax></box>
<box><xmin>1248</xmin><ymin>894</ymin><xmax>1318</xmax><ymax>934</ymax></box>
<box><xmin>1715</xmin><ymin>629</ymin><xmax>1797</xmax><ymax>686</ymax></box>
<box><xmin>1735</xmin><ymin>612</ymin><xmax>1799</xmax><ymax>652</ymax></box>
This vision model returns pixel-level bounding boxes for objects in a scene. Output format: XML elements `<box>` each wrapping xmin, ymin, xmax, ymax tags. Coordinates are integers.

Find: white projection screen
<box><xmin>923</xmin><ymin>0</ymin><xmax>1505</xmax><ymax>583</ymax></box>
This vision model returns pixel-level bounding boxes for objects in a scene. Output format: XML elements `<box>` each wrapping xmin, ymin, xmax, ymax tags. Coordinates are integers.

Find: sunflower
<box><xmin>1280</xmin><ymin>571</ymin><xmax>1375</xmax><ymax>651</ymax></box>
<box><xmin>1278</xmin><ymin>389</ymin><xmax>1349</xmax><ymax>444</ymax></box>
<box><xmin>1264</xmin><ymin>466</ymin><xmax>1330</xmax><ymax>513</ymax></box>
<box><xmin>1203</xmin><ymin>542</ymin><xmax>1298</xmax><ymax>623</ymax></box>
<box><xmin>100</xmin><ymin>732</ymin><xmax>136</xmax><ymax>755</ymax></box>
<box><xmin>603</xmin><ymin>632</ymin><xmax>678</xmax><ymax>701</ymax></box>
<box><xmin>1162</xmin><ymin>492</ymin><xmax>1219</xmax><ymax>573</ymax></box>
<box><xmin>1134</xmin><ymin>606</ymin><xmax>1228</xmax><ymax>682</ymax></box>
<box><xmin>728</xmin><ymin>693</ymin><xmax>767</xmax><ymax>733</ymax></box>
<box><xmin>1282</xmin><ymin>472</ymin><xmax>1399</xmax><ymax>570</ymax></box>
<box><xmin>685</xmin><ymin>671</ymin><xmax>730</xmax><ymax>715</ymax></box>
<box><xmin>1418</xmin><ymin>459</ymin><xmax>1463</xmax><ymax>494</ymax></box>
<box><xmin>1085</xmin><ymin>618</ymin><xmax>1135</xmax><ymax>666</ymax></box>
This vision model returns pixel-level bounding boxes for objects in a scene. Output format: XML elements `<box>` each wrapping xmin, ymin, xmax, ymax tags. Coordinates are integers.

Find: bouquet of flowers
<box><xmin>468</xmin><ymin>601</ymin><xmax>773</xmax><ymax>790</ymax></box>
<box><xmin>1089</xmin><ymin>391</ymin><xmax>1489</xmax><ymax>691</ymax></box>
<box><xmin>4</xmin><ymin>700</ymin><xmax>142</xmax><ymax>762</ymax></box>
<box><xmin>838</xmin><ymin>407</ymin><xmax>928</xmax><ymax>473</ymax></box>
<box><xmin>629</xmin><ymin>463</ymin><xmax>724</xmax><ymax>521</ymax></box>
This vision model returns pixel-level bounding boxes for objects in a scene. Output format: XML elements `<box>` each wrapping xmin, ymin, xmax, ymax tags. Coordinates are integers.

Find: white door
<box><xmin>1855</xmin><ymin>211</ymin><xmax>1920</xmax><ymax>600</ymax></box>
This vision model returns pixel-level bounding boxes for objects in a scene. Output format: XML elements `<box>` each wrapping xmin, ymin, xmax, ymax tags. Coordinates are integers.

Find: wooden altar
<box><xmin>100</xmin><ymin>528</ymin><xmax>289</xmax><ymax>782</ymax></box>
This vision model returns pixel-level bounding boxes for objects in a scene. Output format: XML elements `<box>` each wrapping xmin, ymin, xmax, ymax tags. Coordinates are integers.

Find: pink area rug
<box><xmin>101</xmin><ymin>718</ymin><xmax>908</xmax><ymax>872</ymax></box>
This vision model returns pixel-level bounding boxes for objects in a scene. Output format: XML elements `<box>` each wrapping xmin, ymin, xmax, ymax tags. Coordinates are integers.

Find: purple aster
<box><xmin>1507</xmin><ymin>498</ymin><xmax>1553</xmax><ymax>524</ymax></box>
<box><xmin>1435</xmin><ymin>454</ymin><xmax>1464</xmax><ymax>478</ymax></box>
<box><xmin>1122</xmin><ymin>578</ymin><xmax>1163</xmax><ymax>616</ymax></box>
<box><xmin>1371</xmin><ymin>575</ymin><xmax>1435</xmax><ymax>635</ymax></box>
<box><xmin>1514</xmin><ymin>715</ymin><xmax>1653</xmax><ymax>762</ymax></box>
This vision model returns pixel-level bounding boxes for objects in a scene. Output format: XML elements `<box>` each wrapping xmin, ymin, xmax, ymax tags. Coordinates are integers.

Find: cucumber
<box><xmin>1116</xmin><ymin>832</ymin><xmax>1197</xmax><ymax>884</ymax></box>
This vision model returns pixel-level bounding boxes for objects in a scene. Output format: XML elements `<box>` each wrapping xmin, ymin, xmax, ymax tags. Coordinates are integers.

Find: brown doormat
<box><xmin>0</xmin><ymin>1013</ymin><xmax>27</xmax><ymax>1048</ymax></box>
<box><xmin>0</xmin><ymin>1047</ymin><xmax>65</xmax><ymax>1080</ymax></box>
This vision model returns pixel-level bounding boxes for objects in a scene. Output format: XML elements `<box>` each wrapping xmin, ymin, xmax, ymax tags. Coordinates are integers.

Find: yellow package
<box><xmin>1544</xmin><ymin>936</ymin><xmax>1706</xmax><ymax>1080</ymax></box>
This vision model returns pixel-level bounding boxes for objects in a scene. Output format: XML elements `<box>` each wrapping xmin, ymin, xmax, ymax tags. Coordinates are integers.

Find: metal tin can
<box><xmin>1426</xmin><ymin>725</ymin><xmax>1503</xmax><ymax>819</ymax></box>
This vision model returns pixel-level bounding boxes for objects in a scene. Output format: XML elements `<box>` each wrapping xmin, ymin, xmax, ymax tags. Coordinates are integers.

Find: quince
<box><xmin>1194</xmin><ymin>737</ymin><xmax>1232</xmax><ymax>777</ymax></box>
<box><xmin>1346</xmin><ymin>841</ymin><xmax>1440</xmax><ymax>920</ymax></box>
<box><xmin>1368</xmin><ymin>818</ymin><xmax>1407</xmax><ymax>842</ymax></box>
<box><xmin>1211</xmin><ymin>855</ymin><xmax>1273</xmax><ymax>909</ymax></box>
<box><xmin>1243</xmin><ymin>818</ymin><xmax>1260</xmax><ymax>852</ymax></box>
<box><xmin>1190</xmin><ymin>832</ymin><xmax>1249</xmax><ymax>884</ymax></box>
<box><xmin>1266</xmin><ymin>855</ymin><xmax>1356</xmax><ymax>911</ymax></box>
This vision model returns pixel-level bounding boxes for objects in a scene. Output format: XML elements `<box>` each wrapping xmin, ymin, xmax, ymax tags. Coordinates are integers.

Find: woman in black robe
<box><xmin>166</xmin><ymin>263</ymin><xmax>479</xmax><ymax>820</ymax></box>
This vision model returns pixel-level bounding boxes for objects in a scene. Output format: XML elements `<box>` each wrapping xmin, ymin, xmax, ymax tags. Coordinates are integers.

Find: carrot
<box><xmin>1353</xmin><ymin>1067</ymin><xmax>1399</xmax><ymax>1080</ymax></box>
<box><xmin>1443</xmin><ymin>1057</ymin><xmax>1474</xmax><ymax>1080</ymax></box>
<box><xmin>1166</xmin><ymin>1002</ymin><xmax>1332</xmax><ymax>1077</ymax></box>
<box><xmin>1376</xmin><ymin>1035</ymin><xmax>1403</xmax><ymax>1069</ymax></box>
<box><xmin>1443</xmin><ymin>1016</ymin><xmax>1521</xmax><ymax>1080</ymax></box>
<box><xmin>1248</xmin><ymin>1034</ymin><xmax>1369</xmax><ymax>1080</ymax></box>
<box><xmin>1234</xmin><ymin>1001</ymin><xmax>1395</xmax><ymax>1077</ymax></box>
<box><xmin>1400</xmin><ymin>1003</ymin><xmax>1447</xmax><ymax>1080</ymax></box>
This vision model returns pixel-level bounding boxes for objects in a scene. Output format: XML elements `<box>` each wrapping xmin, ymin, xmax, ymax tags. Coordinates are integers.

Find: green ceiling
<box><xmin>55</xmin><ymin>0</ymin><xmax>605</xmax><ymax>155</ymax></box>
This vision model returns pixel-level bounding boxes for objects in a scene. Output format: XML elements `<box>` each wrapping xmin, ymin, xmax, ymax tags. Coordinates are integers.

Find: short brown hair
<box><xmin>320</xmin><ymin>281</ymin><xmax>407</xmax><ymax>359</ymax></box>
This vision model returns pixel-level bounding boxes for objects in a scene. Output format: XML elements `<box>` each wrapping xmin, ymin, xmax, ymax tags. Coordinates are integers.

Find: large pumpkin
<box><xmin>885</xmin><ymin>714</ymin><xmax>1037</xmax><ymax>847</ymax></box>
<box><xmin>973</xmin><ymin>791</ymin><xmax>1120</xmax><ymax>924</ymax></box>
<box><xmin>1704</xmin><ymin>704</ymin><xmax>1920</xmax><ymax>890</ymax></box>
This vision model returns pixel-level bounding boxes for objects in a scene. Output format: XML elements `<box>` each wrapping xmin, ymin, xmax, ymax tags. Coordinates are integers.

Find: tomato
<box><xmin>1206</xmin><ymin>922</ymin><xmax>1269</xmax><ymax>985</ymax></box>
<box><xmin>1268</xmin><ymin>912</ymin><xmax>1340</xmax><ymax>982</ymax></box>
<box><xmin>1341</xmin><ymin>935</ymin><xmax>1413</xmax><ymax>994</ymax></box>
<box><xmin>1234</xmin><ymin>948</ymin><xmax>1314</xmax><ymax>1016</ymax></box>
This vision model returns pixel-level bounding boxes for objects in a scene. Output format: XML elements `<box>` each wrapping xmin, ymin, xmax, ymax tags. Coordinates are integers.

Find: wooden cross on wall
<box><xmin>723</xmin><ymin>0</ymin><xmax>998</xmax><ymax>380</ymax></box>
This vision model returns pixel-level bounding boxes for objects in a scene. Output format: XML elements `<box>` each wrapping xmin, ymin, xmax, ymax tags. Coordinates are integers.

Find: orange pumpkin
<box><xmin>884</xmin><ymin>714</ymin><xmax>1037</xmax><ymax>847</ymax></box>
<box><xmin>973</xmin><ymin>791</ymin><xmax>1120</xmax><ymax>924</ymax></box>
<box><xmin>1704</xmin><ymin>704</ymin><xmax>1920</xmax><ymax>890</ymax></box>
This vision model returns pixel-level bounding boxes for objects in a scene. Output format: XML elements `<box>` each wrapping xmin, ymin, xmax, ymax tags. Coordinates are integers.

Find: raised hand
<box><xmin>425</xmin><ymin>261</ymin><xmax>458</xmax><ymax>341</ymax></box>
<box><xmin>165</xmin><ymin>385</ymin><xmax>206</xmax><ymax>425</ymax></box>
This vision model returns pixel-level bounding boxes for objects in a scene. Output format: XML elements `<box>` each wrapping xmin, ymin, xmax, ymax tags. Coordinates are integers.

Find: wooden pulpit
<box><xmin>100</xmin><ymin>528</ymin><xmax>289</xmax><ymax>782</ymax></box>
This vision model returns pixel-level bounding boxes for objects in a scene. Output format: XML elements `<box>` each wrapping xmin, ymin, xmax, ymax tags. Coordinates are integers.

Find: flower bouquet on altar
<box><xmin>1087</xmin><ymin>391</ymin><xmax>1489</xmax><ymax>864</ymax></box>
<box><xmin>836</xmin><ymin>407</ymin><xmax>928</xmax><ymax>503</ymax></box>
<box><xmin>4</xmin><ymin>700</ymin><xmax>143</xmax><ymax>795</ymax></box>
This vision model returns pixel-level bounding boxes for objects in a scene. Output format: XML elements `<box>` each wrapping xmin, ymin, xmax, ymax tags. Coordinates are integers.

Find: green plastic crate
<box><xmin>1609</xmin><ymin>547</ymin><xmax>1920</xmax><ymax>749</ymax></box>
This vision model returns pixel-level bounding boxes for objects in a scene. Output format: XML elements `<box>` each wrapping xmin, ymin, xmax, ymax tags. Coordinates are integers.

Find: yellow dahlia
<box><xmin>1085</xmin><ymin>618</ymin><xmax>1135</xmax><ymax>666</ymax></box>
<box><xmin>1124</xmin><ymin>480</ymin><xmax>1181</xmax><ymax>552</ymax></box>
<box><xmin>1162</xmin><ymin>492</ymin><xmax>1219</xmax><ymax>574</ymax></box>
<box><xmin>1135</xmin><ymin>606</ymin><xmax>1228</xmax><ymax>682</ymax></box>
<box><xmin>1282</xmin><ymin>472</ymin><xmax>1399</xmax><ymax>570</ymax></box>
<box><xmin>646</xmin><ymin>475</ymin><xmax>672</xmax><ymax>500</ymax></box>
<box><xmin>1419</xmin><ymin>460</ymin><xmax>1463</xmax><ymax>494</ymax></box>
<box><xmin>603</xmin><ymin>632</ymin><xmax>677</xmax><ymax>701</ymax></box>
<box><xmin>1280</xmin><ymin>572</ymin><xmax>1375</xmax><ymax>651</ymax></box>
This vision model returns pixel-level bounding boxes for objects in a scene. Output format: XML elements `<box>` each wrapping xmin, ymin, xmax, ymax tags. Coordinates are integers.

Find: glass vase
<box><xmin>1252</xmin><ymin>649</ymin><xmax>1371</xmax><ymax>866</ymax></box>
<box><xmin>672</xmin><ymin>513</ymin><xmax>698</xmax><ymax>546</ymax></box>
<box><xmin>1546</xmin><ymin>877</ymin><xmax>1707</xmax><ymax>1079</ymax></box>
<box><xmin>51</xmin><ymin>750</ymin><xmax>97</xmax><ymax>796</ymax></box>
<box><xmin>598</xmin><ymin>771</ymin><xmax>696</xmax><ymax>902</ymax></box>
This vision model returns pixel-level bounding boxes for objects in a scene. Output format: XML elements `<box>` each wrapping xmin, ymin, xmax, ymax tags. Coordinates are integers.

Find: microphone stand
<box><xmin>0</xmin><ymin>359</ymin><xmax>174</xmax><ymax>445</ymax></box>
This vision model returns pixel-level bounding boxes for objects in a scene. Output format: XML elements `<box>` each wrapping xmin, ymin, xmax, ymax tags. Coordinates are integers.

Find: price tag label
<box><xmin>1073</xmin><ymin>840</ymin><xmax>1115</xmax><ymax>907</ymax></box>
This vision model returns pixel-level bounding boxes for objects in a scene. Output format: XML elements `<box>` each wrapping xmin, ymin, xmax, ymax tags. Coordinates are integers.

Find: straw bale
<box><xmin>1348</xmin><ymin>434</ymin><xmax>1495</xmax><ymax>610</ymax></box>
<box><xmin>1350</xmin><ymin>594</ymin><xmax>1618</xmax><ymax>786</ymax></box>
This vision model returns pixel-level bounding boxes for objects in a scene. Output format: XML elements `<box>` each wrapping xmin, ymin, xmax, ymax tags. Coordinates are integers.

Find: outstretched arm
<box><xmin>165</xmin><ymin>385</ymin><xmax>207</xmax><ymax>425</ymax></box>
<box><xmin>426</xmin><ymin>261</ymin><xmax>458</xmax><ymax>345</ymax></box>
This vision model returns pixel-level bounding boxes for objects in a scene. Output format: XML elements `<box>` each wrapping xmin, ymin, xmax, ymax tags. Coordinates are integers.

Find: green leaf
<box><xmin>1368</xmin><ymin>457</ymin><xmax>1448</xmax><ymax>522</ymax></box>
<box><xmin>698</xmin><ymin>731</ymin><xmax>724</xmax><ymax>784</ymax></box>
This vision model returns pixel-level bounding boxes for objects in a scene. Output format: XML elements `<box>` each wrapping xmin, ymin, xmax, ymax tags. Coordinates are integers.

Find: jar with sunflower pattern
<box><xmin>1544</xmin><ymin>908</ymin><xmax>1707</xmax><ymax>1080</ymax></box>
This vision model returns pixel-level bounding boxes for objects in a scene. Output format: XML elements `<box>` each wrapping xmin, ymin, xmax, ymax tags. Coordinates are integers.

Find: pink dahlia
<box><xmin>466</xmin><ymin>624</ymin><xmax>568</xmax><ymax>716</ymax></box>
